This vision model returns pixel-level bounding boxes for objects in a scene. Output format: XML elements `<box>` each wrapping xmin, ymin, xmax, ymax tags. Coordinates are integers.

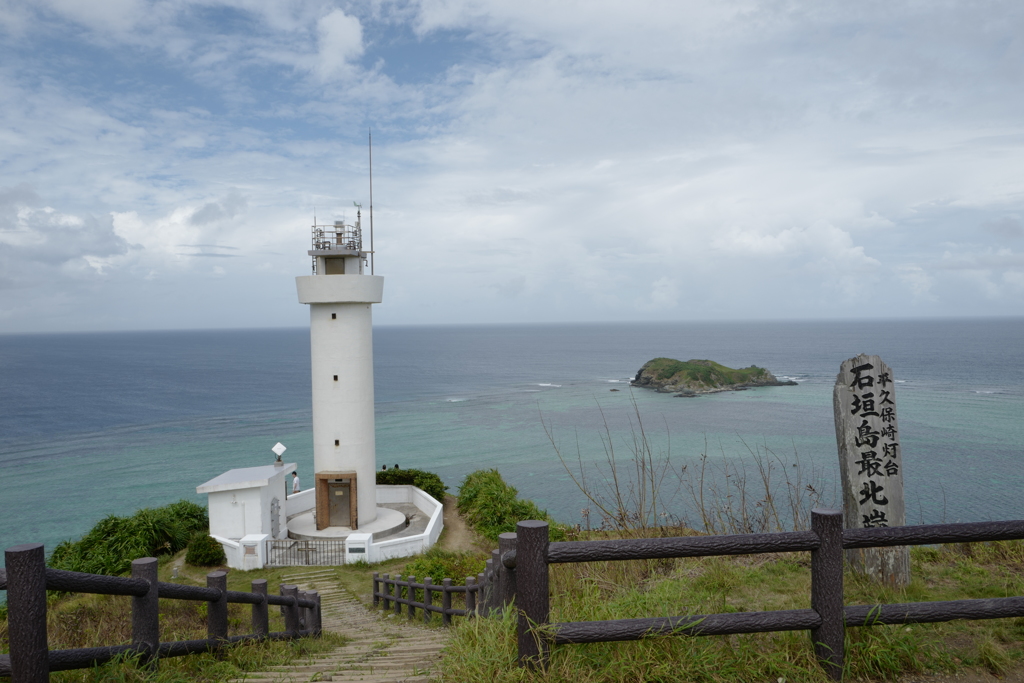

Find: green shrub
<box><xmin>49</xmin><ymin>499</ymin><xmax>209</xmax><ymax>576</ymax></box>
<box><xmin>403</xmin><ymin>547</ymin><xmax>487</xmax><ymax>585</ymax></box>
<box><xmin>376</xmin><ymin>467</ymin><xmax>448</xmax><ymax>503</ymax></box>
<box><xmin>185</xmin><ymin>533</ymin><xmax>227</xmax><ymax>567</ymax></box>
<box><xmin>457</xmin><ymin>469</ymin><xmax>568</xmax><ymax>542</ymax></box>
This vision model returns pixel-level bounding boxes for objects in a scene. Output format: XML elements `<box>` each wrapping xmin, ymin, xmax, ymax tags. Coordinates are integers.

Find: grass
<box><xmin>437</xmin><ymin>541</ymin><xmax>1024</xmax><ymax>682</ymax></box>
<box><xmin>546</xmin><ymin>392</ymin><xmax>834</xmax><ymax>536</ymax></box>
<box><xmin>402</xmin><ymin>546</ymin><xmax>489</xmax><ymax>586</ymax></box>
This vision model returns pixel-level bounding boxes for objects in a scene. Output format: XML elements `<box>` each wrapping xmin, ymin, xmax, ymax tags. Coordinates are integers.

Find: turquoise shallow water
<box><xmin>1</xmin><ymin>319</ymin><xmax>1023</xmax><ymax>561</ymax></box>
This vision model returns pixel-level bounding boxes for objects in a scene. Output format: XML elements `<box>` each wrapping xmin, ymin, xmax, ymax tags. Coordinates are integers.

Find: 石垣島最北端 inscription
<box><xmin>833</xmin><ymin>354</ymin><xmax>910</xmax><ymax>587</ymax></box>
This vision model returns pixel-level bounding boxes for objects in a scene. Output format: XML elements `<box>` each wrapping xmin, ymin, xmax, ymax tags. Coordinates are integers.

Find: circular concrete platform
<box><xmin>287</xmin><ymin>506</ymin><xmax>407</xmax><ymax>541</ymax></box>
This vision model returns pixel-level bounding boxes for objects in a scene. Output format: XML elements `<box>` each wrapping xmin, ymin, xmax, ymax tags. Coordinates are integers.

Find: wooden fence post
<box><xmin>381</xmin><ymin>574</ymin><xmax>391</xmax><ymax>610</ymax></box>
<box><xmin>499</xmin><ymin>532</ymin><xmax>517</xmax><ymax>611</ymax></box>
<box><xmin>305</xmin><ymin>591</ymin><xmax>316</xmax><ymax>633</ymax></box>
<box><xmin>298</xmin><ymin>590</ymin><xmax>311</xmax><ymax>632</ymax></box>
<box><xmin>482</xmin><ymin>561</ymin><xmax>491</xmax><ymax>614</ymax></box>
<box><xmin>207</xmin><ymin>571</ymin><xmax>229</xmax><ymax>642</ymax></box>
<box><xmin>482</xmin><ymin>559</ymin><xmax>491</xmax><ymax>614</ymax></box>
<box><xmin>491</xmin><ymin>549</ymin><xmax>501</xmax><ymax>614</ymax></box>
<box><xmin>516</xmin><ymin>520</ymin><xmax>550</xmax><ymax>669</ymax></box>
<box><xmin>442</xmin><ymin>579</ymin><xmax>452</xmax><ymax>626</ymax></box>
<box><xmin>314</xmin><ymin>592</ymin><xmax>323</xmax><ymax>636</ymax></box>
<box><xmin>5</xmin><ymin>543</ymin><xmax>49</xmax><ymax>683</ymax></box>
<box><xmin>811</xmin><ymin>509</ymin><xmax>845</xmax><ymax>680</ymax></box>
<box><xmin>131</xmin><ymin>557</ymin><xmax>159</xmax><ymax>670</ymax></box>
<box><xmin>372</xmin><ymin>572</ymin><xmax>380</xmax><ymax>607</ymax></box>
<box><xmin>251</xmin><ymin>579</ymin><xmax>269</xmax><ymax>637</ymax></box>
<box><xmin>466</xmin><ymin>576</ymin><xmax>477</xmax><ymax>616</ymax></box>
<box><xmin>282</xmin><ymin>585</ymin><xmax>299</xmax><ymax>637</ymax></box>
<box><xmin>407</xmin><ymin>577</ymin><xmax>417</xmax><ymax>619</ymax></box>
<box><xmin>423</xmin><ymin>578</ymin><xmax>434</xmax><ymax>623</ymax></box>
<box><xmin>394</xmin><ymin>575</ymin><xmax>403</xmax><ymax>616</ymax></box>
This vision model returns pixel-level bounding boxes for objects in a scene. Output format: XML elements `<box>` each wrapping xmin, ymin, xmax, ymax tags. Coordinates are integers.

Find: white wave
<box><xmin>895</xmin><ymin>379</ymin><xmax>907</xmax><ymax>383</ymax></box>
<box><xmin>974</xmin><ymin>390</ymin><xmax>996</xmax><ymax>394</ymax></box>
<box><xmin>537</xmin><ymin>383</ymin><xmax>562</xmax><ymax>388</ymax></box>
<box><xmin>446</xmin><ymin>398</ymin><xmax>467</xmax><ymax>402</ymax></box>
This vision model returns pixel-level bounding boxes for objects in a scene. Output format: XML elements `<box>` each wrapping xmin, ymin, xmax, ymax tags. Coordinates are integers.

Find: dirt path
<box><xmin>437</xmin><ymin>495</ymin><xmax>487</xmax><ymax>553</ymax></box>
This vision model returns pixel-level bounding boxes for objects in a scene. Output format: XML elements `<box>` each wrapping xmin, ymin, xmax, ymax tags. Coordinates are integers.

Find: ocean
<box><xmin>1</xmin><ymin>319</ymin><xmax>1023</xmax><ymax>560</ymax></box>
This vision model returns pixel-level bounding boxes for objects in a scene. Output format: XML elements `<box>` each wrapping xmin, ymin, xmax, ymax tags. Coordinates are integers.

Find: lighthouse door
<box><xmin>328</xmin><ymin>480</ymin><xmax>351</xmax><ymax>527</ymax></box>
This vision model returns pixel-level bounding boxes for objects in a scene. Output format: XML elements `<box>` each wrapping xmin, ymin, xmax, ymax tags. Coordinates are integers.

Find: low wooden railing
<box><xmin>372</xmin><ymin>537</ymin><xmax>514</xmax><ymax>625</ymax></box>
<box><xmin>1</xmin><ymin>543</ymin><xmax>322</xmax><ymax>682</ymax></box>
<box><xmin>510</xmin><ymin>511</ymin><xmax>1024</xmax><ymax>681</ymax></box>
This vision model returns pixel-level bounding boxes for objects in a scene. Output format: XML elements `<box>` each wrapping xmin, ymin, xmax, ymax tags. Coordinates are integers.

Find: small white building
<box><xmin>197</xmin><ymin>462</ymin><xmax>294</xmax><ymax>570</ymax></box>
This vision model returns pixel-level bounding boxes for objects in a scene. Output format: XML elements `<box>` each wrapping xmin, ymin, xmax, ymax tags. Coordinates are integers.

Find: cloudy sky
<box><xmin>2</xmin><ymin>0</ymin><xmax>1023</xmax><ymax>333</ymax></box>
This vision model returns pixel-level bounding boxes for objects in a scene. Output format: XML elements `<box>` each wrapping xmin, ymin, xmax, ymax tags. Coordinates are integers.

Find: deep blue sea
<box><xmin>1</xmin><ymin>319</ymin><xmax>1023</xmax><ymax>561</ymax></box>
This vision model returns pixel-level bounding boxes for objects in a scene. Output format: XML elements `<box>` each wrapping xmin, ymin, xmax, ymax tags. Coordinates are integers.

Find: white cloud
<box><xmin>38</xmin><ymin>0</ymin><xmax>149</xmax><ymax>34</ymax></box>
<box><xmin>3</xmin><ymin>1</ymin><xmax>1024</xmax><ymax>331</ymax></box>
<box><xmin>315</xmin><ymin>9</ymin><xmax>363</xmax><ymax>80</ymax></box>
<box><xmin>637</xmin><ymin>276</ymin><xmax>679</xmax><ymax>311</ymax></box>
<box><xmin>1003</xmin><ymin>270</ymin><xmax>1024</xmax><ymax>291</ymax></box>
<box><xmin>897</xmin><ymin>265</ymin><xmax>935</xmax><ymax>302</ymax></box>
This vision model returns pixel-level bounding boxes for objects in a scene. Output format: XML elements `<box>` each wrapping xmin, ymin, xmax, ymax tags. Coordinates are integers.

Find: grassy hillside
<box><xmin>439</xmin><ymin>540</ymin><xmax>1024</xmax><ymax>682</ymax></box>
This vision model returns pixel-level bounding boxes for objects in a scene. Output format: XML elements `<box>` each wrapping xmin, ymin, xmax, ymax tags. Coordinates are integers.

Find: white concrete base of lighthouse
<box><xmin>287</xmin><ymin>506</ymin><xmax>407</xmax><ymax>541</ymax></box>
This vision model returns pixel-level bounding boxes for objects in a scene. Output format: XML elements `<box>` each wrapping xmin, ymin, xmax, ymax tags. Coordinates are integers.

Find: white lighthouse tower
<box><xmin>296</xmin><ymin>211</ymin><xmax>382</xmax><ymax>531</ymax></box>
<box><xmin>196</xmin><ymin>205</ymin><xmax>444</xmax><ymax>567</ymax></box>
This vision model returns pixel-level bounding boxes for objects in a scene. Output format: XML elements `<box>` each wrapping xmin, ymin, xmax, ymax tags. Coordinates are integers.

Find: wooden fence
<box><xmin>509</xmin><ymin>511</ymin><xmax>1024</xmax><ymax>680</ymax></box>
<box><xmin>1</xmin><ymin>543</ymin><xmax>322</xmax><ymax>682</ymax></box>
<box><xmin>372</xmin><ymin>537</ymin><xmax>513</xmax><ymax>625</ymax></box>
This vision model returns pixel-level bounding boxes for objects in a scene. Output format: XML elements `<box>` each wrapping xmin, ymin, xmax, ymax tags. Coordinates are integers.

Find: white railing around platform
<box><xmin>370</xmin><ymin>485</ymin><xmax>444</xmax><ymax>562</ymax></box>
<box><xmin>285</xmin><ymin>488</ymin><xmax>315</xmax><ymax>520</ymax></box>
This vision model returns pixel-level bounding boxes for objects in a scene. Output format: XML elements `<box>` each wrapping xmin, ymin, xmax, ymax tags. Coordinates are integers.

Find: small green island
<box><xmin>631</xmin><ymin>357</ymin><xmax>797</xmax><ymax>396</ymax></box>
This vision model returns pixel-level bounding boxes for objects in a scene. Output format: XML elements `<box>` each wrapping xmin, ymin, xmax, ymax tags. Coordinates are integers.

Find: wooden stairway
<box><xmin>234</xmin><ymin>569</ymin><xmax>448</xmax><ymax>682</ymax></box>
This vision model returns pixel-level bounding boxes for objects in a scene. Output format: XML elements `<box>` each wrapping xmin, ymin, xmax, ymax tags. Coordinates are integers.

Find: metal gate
<box><xmin>266</xmin><ymin>539</ymin><xmax>346</xmax><ymax>566</ymax></box>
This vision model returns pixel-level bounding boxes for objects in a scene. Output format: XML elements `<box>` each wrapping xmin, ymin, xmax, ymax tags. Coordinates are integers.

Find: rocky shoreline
<box><xmin>631</xmin><ymin>357</ymin><xmax>797</xmax><ymax>397</ymax></box>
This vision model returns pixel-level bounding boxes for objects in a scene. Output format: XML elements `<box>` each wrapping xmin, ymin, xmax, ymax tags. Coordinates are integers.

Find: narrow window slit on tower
<box><xmin>335</xmin><ymin>440</ymin><xmax>340</xmax><ymax>446</ymax></box>
<box><xmin>331</xmin><ymin>313</ymin><xmax>336</xmax><ymax>319</ymax></box>
<box><xmin>333</xmin><ymin>375</ymin><xmax>338</xmax><ymax>381</ymax></box>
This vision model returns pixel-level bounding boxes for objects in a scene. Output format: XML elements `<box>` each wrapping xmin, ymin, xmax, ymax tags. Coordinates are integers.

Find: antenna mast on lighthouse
<box><xmin>368</xmin><ymin>129</ymin><xmax>375</xmax><ymax>275</ymax></box>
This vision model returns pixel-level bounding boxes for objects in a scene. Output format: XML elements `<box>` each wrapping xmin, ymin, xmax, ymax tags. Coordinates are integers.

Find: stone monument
<box><xmin>833</xmin><ymin>353</ymin><xmax>910</xmax><ymax>587</ymax></box>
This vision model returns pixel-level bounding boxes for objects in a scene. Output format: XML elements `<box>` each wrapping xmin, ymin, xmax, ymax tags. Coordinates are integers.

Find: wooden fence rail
<box><xmin>1</xmin><ymin>543</ymin><xmax>322</xmax><ymax>682</ymax></box>
<box><xmin>371</xmin><ymin>532</ymin><xmax>516</xmax><ymax>626</ymax></box>
<box><xmin>512</xmin><ymin>511</ymin><xmax>1024</xmax><ymax>681</ymax></box>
